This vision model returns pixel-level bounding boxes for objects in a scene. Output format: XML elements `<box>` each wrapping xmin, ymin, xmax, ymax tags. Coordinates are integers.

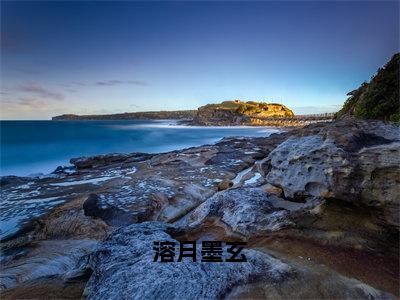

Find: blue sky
<box><xmin>0</xmin><ymin>1</ymin><xmax>398</xmax><ymax>119</ymax></box>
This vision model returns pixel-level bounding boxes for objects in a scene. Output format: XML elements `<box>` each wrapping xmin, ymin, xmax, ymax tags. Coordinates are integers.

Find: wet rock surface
<box><xmin>0</xmin><ymin>239</ymin><xmax>97</xmax><ymax>291</ymax></box>
<box><xmin>82</xmin><ymin>222</ymin><xmax>292</xmax><ymax>300</ymax></box>
<box><xmin>81</xmin><ymin>222</ymin><xmax>395</xmax><ymax>300</ymax></box>
<box><xmin>176</xmin><ymin>188</ymin><xmax>296</xmax><ymax>237</ymax></box>
<box><xmin>265</xmin><ymin>134</ymin><xmax>349</xmax><ymax>199</ymax></box>
<box><xmin>265</xmin><ymin>119</ymin><xmax>400</xmax><ymax>228</ymax></box>
<box><xmin>0</xmin><ymin>118</ymin><xmax>399</xmax><ymax>298</ymax></box>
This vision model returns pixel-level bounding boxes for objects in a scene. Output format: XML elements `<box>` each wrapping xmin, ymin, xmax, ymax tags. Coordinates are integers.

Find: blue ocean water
<box><xmin>0</xmin><ymin>120</ymin><xmax>280</xmax><ymax>176</ymax></box>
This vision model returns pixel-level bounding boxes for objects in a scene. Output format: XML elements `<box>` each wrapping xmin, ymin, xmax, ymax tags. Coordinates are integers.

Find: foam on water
<box><xmin>49</xmin><ymin>176</ymin><xmax>118</xmax><ymax>186</ymax></box>
<box><xmin>1</xmin><ymin>120</ymin><xmax>281</xmax><ymax>176</ymax></box>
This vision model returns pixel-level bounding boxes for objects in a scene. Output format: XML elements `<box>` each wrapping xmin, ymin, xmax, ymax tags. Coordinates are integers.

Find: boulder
<box><xmin>0</xmin><ymin>240</ymin><xmax>97</xmax><ymax>291</ymax></box>
<box><xmin>70</xmin><ymin>154</ymin><xmax>130</xmax><ymax>169</ymax></box>
<box><xmin>356</xmin><ymin>142</ymin><xmax>400</xmax><ymax>226</ymax></box>
<box><xmin>265</xmin><ymin>120</ymin><xmax>400</xmax><ymax>227</ymax></box>
<box><xmin>83</xmin><ymin>222</ymin><xmax>292</xmax><ymax>300</ymax></box>
<box><xmin>0</xmin><ymin>176</ymin><xmax>29</xmax><ymax>188</ymax></box>
<box><xmin>178</xmin><ymin>188</ymin><xmax>294</xmax><ymax>237</ymax></box>
<box><xmin>70</xmin><ymin>153</ymin><xmax>152</xmax><ymax>170</ymax></box>
<box><xmin>227</xmin><ymin>268</ymin><xmax>397</xmax><ymax>300</ymax></box>
<box><xmin>265</xmin><ymin>135</ymin><xmax>350</xmax><ymax>199</ymax></box>
<box><xmin>82</xmin><ymin>222</ymin><xmax>396</xmax><ymax>300</ymax></box>
<box><xmin>261</xmin><ymin>183</ymin><xmax>283</xmax><ymax>197</ymax></box>
<box><xmin>217</xmin><ymin>179</ymin><xmax>233</xmax><ymax>191</ymax></box>
<box><xmin>83</xmin><ymin>194</ymin><xmax>138</xmax><ymax>226</ymax></box>
<box><xmin>2</xmin><ymin>117</ymin><xmax>399</xmax><ymax>298</ymax></box>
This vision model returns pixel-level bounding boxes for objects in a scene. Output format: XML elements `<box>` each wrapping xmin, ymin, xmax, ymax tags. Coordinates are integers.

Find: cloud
<box><xmin>18</xmin><ymin>83</ymin><xmax>64</xmax><ymax>100</ymax></box>
<box><xmin>18</xmin><ymin>97</ymin><xmax>49</xmax><ymax>109</ymax></box>
<box><xmin>129</xmin><ymin>104</ymin><xmax>141</xmax><ymax>109</ymax></box>
<box><xmin>96</xmin><ymin>80</ymin><xmax>123</xmax><ymax>86</ymax></box>
<box><xmin>70</xmin><ymin>81</ymin><xmax>87</xmax><ymax>86</ymax></box>
<box><xmin>126</xmin><ymin>80</ymin><xmax>148</xmax><ymax>86</ymax></box>
<box><xmin>57</xmin><ymin>80</ymin><xmax>147</xmax><ymax>89</ymax></box>
<box><xmin>95</xmin><ymin>79</ymin><xmax>148</xmax><ymax>86</ymax></box>
<box><xmin>1</xmin><ymin>97</ymin><xmax>49</xmax><ymax>111</ymax></box>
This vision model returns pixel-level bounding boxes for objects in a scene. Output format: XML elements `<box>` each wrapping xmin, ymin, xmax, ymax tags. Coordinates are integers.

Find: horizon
<box><xmin>0</xmin><ymin>100</ymin><xmax>341</xmax><ymax>121</ymax></box>
<box><xmin>1</xmin><ymin>1</ymin><xmax>399</xmax><ymax>120</ymax></box>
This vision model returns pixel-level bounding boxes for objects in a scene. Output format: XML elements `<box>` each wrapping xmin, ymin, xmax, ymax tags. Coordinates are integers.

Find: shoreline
<box><xmin>0</xmin><ymin>117</ymin><xmax>398</xmax><ymax>298</ymax></box>
<box><xmin>0</xmin><ymin>121</ymin><xmax>284</xmax><ymax>177</ymax></box>
<box><xmin>1</xmin><ymin>117</ymin><xmax>335</xmax><ymax>177</ymax></box>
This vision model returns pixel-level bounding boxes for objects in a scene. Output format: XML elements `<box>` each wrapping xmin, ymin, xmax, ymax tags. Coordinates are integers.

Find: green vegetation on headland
<box><xmin>52</xmin><ymin>110</ymin><xmax>197</xmax><ymax>120</ymax></box>
<box><xmin>190</xmin><ymin>100</ymin><xmax>296</xmax><ymax>125</ymax></box>
<box><xmin>51</xmin><ymin>101</ymin><xmax>295</xmax><ymax>121</ymax></box>
<box><xmin>199</xmin><ymin>100</ymin><xmax>294</xmax><ymax>118</ymax></box>
<box><xmin>54</xmin><ymin>51</ymin><xmax>400</xmax><ymax>124</ymax></box>
<box><xmin>336</xmin><ymin>53</ymin><xmax>400</xmax><ymax>122</ymax></box>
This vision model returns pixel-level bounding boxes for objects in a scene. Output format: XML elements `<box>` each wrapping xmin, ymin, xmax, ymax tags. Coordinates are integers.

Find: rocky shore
<box><xmin>51</xmin><ymin>100</ymin><xmax>334</xmax><ymax>127</ymax></box>
<box><xmin>0</xmin><ymin>117</ymin><xmax>399</xmax><ymax>299</ymax></box>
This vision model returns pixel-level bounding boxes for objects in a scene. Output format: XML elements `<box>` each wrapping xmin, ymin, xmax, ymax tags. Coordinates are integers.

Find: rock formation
<box><xmin>79</xmin><ymin>221</ymin><xmax>395</xmax><ymax>300</ymax></box>
<box><xmin>52</xmin><ymin>100</ymin><xmax>303</xmax><ymax>126</ymax></box>
<box><xmin>3</xmin><ymin>52</ymin><xmax>400</xmax><ymax>299</ymax></box>
<box><xmin>1</xmin><ymin>117</ymin><xmax>399</xmax><ymax>298</ymax></box>
<box><xmin>191</xmin><ymin>100</ymin><xmax>295</xmax><ymax>125</ymax></box>
<box><xmin>82</xmin><ymin>222</ymin><xmax>292</xmax><ymax>300</ymax></box>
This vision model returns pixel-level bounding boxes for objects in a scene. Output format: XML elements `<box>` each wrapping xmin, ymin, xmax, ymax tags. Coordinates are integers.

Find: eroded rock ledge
<box><xmin>0</xmin><ymin>118</ymin><xmax>399</xmax><ymax>299</ymax></box>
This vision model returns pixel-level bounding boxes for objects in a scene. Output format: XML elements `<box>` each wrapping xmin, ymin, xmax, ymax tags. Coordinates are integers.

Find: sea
<box><xmin>0</xmin><ymin>120</ymin><xmax>281</xmax><ymax>177</ymax></box>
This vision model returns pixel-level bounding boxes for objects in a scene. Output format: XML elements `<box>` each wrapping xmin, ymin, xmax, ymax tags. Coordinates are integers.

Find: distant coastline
<box><xmin>52</xmin><ymin>110</ymin><xmax>197</xmax><ymax>121</ymax></box>
<box><xmin>52</xmin><ymin>100</ymin><xmax>335</xmax><ymax>126</ymax></box>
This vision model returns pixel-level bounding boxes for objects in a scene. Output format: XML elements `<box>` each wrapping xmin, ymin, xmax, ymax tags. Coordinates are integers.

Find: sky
<box><xmin>0</xmin><ymin>1</ymin><xmax>399</xmax><ymax>120</ymax></box>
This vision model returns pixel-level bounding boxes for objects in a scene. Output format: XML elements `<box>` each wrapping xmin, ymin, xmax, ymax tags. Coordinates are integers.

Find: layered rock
<box><xmin>191</xmin><ymin>100</ymin><xmax>295</xmax><ymax>126</ymax></box>
<box><xmin>0</xmin><ymin>239</ymin><xmax>97</xmax><ymax>290</ymax></box>
<box><xmin>70</xmin><ymin>152</ymin><xmax>154</xmax><ymax>170</ymax></box>
<box><xmin>80</xmin><ymin>222</ymin><xmax>395</xmax><ymax>300</ymax></box>
<box><xmin>3</xmin><ymin>54</ymin><xmax>399</xmax><ymax>298</ymax></box>
<box><xmin>176</xmin><ymin>188</ymin><xmax>296</xmax><ymax>237</ymax></box>
<box><xmin>264</xmin><ymin>119</ymin><xmax>400</xmax><ymax>229</ymax></box>
<box><xmin>82</xmin><ymin>222</ymin><xmax>292</xmax><ymax>300</ymax></box>
<box><xmin>265</xmin><ymin>135</ymin><xmax>349</xmax><ymax>199</ymax></box>
<box><xmin>1</xmin><ymin>118</ymin><xmax>399</xmax><ymax>298</ymax></box>
<box><xmin>51</xmin><ymin>100</ymin><xmax>335</xmax><ymax>127</ymax></box>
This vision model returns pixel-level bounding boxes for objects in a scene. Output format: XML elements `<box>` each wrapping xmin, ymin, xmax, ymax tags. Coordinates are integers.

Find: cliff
<box><xmin>336</xmin><ymin>53</ymin><xmax>400</xmax><ymax>122</ymax></box>
<box><xmin>52</xmin><ymin>110</ymin><xmax>197</xmax><ymax>120</ymax></box>
<box><xmin>51</xmin><ymin>101</ymin><xmax>302</xmax><ymax>126</ymax></box>
<box><xmin>192</xmin><ymin>100</ymin><xmax>294</xmax><ymax>125</ymax></box>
